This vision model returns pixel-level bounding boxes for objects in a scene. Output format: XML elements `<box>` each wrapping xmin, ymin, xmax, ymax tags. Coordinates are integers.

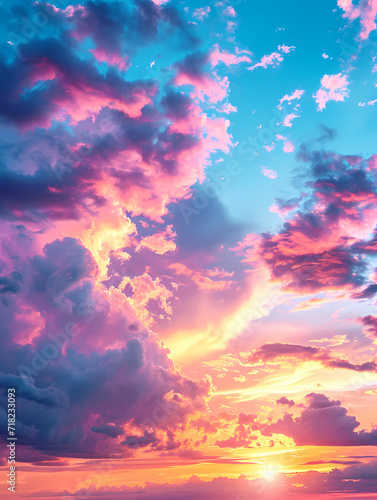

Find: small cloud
<box><xmin>248</xmin><ymin>45</ymin><xmax>295</xmax><ymax>71</ymax></box>
<box><xmin>261</xmin><ymin>167</ymin><xmax>278</xmax><ymax>179</ymax></box>
<box><xmin>280</xmin><ymin>89</ymin><xmax>305</xmax><ymax>104</ymax></box>
<box><xmin>283</xmin><ymin>140</ymin><xmax>295</xmax><ymax>153</ymax></box>
<box><xmin>276</xmin><ymin>396</ymin><xmax>295</xmax><ymax>407</ymax></box>
<box><xmin>313</xmin><ymin>73</ymin><xmax>349</xmax><ymax>111</ymax></box>
<box><xmin>210</xmin><ymin>44</ymin><xmax>252</xmax><ymax>68</ymax></box>
<box><xmin>219</xmin><ymin>103</ymin><xmax>237</xmax><ymax>113</ymax></box>
<box><xmin>275</xmin><ymin>133</ymin><xmax>287</xmax><ymax>141</ymax></box>
<box><xmin>278</xmin><ymin>44</ymin><xmax>295</xmax><ymax>53</ymax></box>
<box><xmin>226</xmin><ymin>20</ymin><xmax>238</xmax><ymax>32</ymax></box>
<box><xmin>309</xmin><ymin>335</ymin><xmax>349</xmax><ymax>347</ymax></box>
<box><xmin>281</xmin><ymin>113</ymin><xmax>299</xmax><ymax>128</ymax></box>
<box><xmin>223</xmin><ymin>5</ymin><xmax>237</xmax><ymax>17</ymax></box>
<box><xmin>193</xmin><ymin>6</ymin><xmax>211</xmax><ymax>20</ymax></box>
<box><xmin>358</xmin><ymin>99</ymin><xmax>377</xmax><ymax>107</ymax></box>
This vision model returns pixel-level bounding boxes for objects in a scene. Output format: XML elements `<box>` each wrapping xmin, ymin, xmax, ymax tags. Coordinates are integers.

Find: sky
<box><xmin>1</xmin><ymin>0</ymin><xmax>377</xmax><ymax>498</ymax></box>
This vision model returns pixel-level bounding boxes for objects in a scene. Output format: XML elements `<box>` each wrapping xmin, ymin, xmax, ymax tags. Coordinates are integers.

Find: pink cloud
<box><xmin>281</xmin><ymin>113</ymin><xmax>298</xmax><ymax>127</ymax></box>
<box><xmin>278</xmin><ymin>44</ymin><xmax>295</xmax><ymax>53</ymax></box>
<box><xmin>280</xmin><ymin>89</ymin><xmax>305</xmax><ymax>103</ymax></box>
<box><xmin>219</xmin><ymin>102</ymin><xmax>237</xmax><ymax>113</ymax></box>
<box><xmin>283</xmin><ymin>140</ymin><xmax>295</xmax><ymax>152</ymax></box>
<box><xmin>269</xmin><ymin>199</ymin><xmax>299</xmax><ymax>217</ymax></box>
<box><xmin>249</xmin><ymin>342</ymin><xmax>377</xmax><ymax>373</ymax></box>
<box><xmin>210</xmin><ymin>44</ymin><xmax>252</xmax><ymax>67</ymax></box>
<box><xmin>120</xmin><ymin>271</ymin><xmax>174</xmax><ymax>324</ymax></box>
<box><xmin>1</xmin><ymin>39</ymin><xmax>234</xmax><ymax>222</ymax></box>
<box><xmin>137</xmin><ymin>226</ymin><xmax>177</xmax><ymax>255</ymax></box>
<box><xmin>223</xmin><ymin>5</ymin><xmax>237</xmax><ymax>17</ymax></box>
<box><xmin>248</xmin><ymin>51</ymin><xmax>283</xmax><ymax>71</ymax></box>
<box><xmin>193</xmin><ymin>6</ymin><xmax>211</xmax><ymax>20</ymax></box>
<box><xmin>234</xmin><ymin>149</ymin><xmax>377</xmax><ymax>294</ymax></box>
<box><xmin>313</xmin><ymin>73</ymin><xmax>350</xmax><ymax>110</ymax></box>
<box><xmin>276</xmin><ymin>396</ymin><xmax>295</xmax><ymax>407</ymax></box>
<box><xmin>206</xmin><ymin>268</ymin><xmax>235</xmax><ymax>278</ymax></box>
<box><xmin>90</xmin><ymin>49</ymin><xmax>129</xmax><ymax>70</ymax></box>
<box><xmin>174</xmin><ymin>53</ymin><xmax>229</xmax><ymax>103</ymax></box>
<box><xmin>168</xmin><ymin>263</ymin><xmax>234</xmax><ymax>292</ymax></box>
<box><xmin>275</xmin><ymin>133</ymin><xmax>287</xmax><ymax>140</ymax></box>
<box><xmin>261</xmin><ymin>167</ymin><xmax>278</xmax><ymax>179</ymax></box>
<box><xmin>358</xmin><ymin>315</ymin><xmax>377</xmax><ymax>340</ymax></box>
<box><xmin>263</xmin><ymin>392</ymin><xmax>377</xmax><ymax>446</ymax></box>
<box><xmin>0</xmin><ymin>236</ymin><xmax>213</xmax><ymax>459</ymax></box>
<box><xmin>248</xmin><ymin>45</ymin><xmax>295</xmax><ymax>71</ymax></box>
<box><xmin>338</xmin><ymin>0</ymin><xmax>377</xmax><ymax>40</ymax></box>
<box><xmin>358</xmin><ymin>98</ymin><xmax>377</xmax><ymax>107</ymax></box>
<box><xmin>367</xmin><ymin>154</ymin><xmax>377</xmax><ymax>170</ymax></box>
<box><xmin>2</xmin><ymin>42</ymin><xmax>157</xmax><ymax>130</ymax></box>
<box><xmin>226</xmin><ymin>20</ymin><xmax>237</xmax><ymax>32</ymax></box>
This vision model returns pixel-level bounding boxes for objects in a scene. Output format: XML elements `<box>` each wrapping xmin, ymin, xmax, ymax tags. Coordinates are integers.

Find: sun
<box><xmin>263</xmin><ymin>466</ymin><xmax>277</xmax><ymax>481</ymax></box>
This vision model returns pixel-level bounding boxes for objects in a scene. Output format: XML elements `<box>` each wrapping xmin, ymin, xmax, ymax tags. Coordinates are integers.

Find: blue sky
<box><xmin>168</xmin><ymin>0</ymin><xmax>377</xmax><ymax>233</ymax></box>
